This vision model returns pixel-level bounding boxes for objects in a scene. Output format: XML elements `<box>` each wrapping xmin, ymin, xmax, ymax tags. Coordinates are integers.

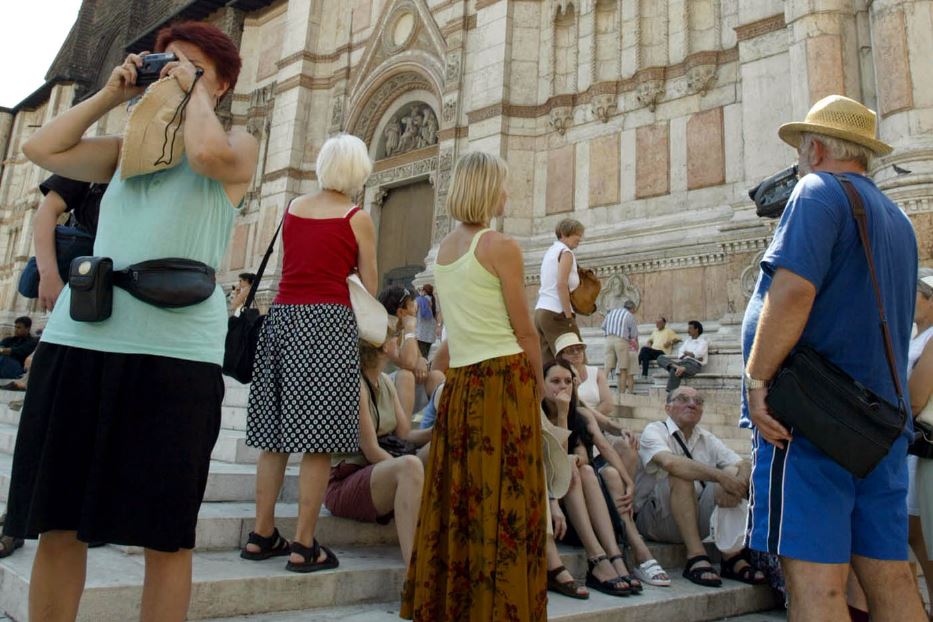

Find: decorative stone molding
<box><xmin>378</xmin><ymin>102</ymin><xmax>439</xmax><ymax>159</ymax></box>
<box><xmin>686</xmin><ymin>64</ymin><xmax>717</xmax><ymax>96</ymax></box>
<box><xmin>590</xmin><ymin>93</ymin><xmax>617</xmax><ymax>123</ymax></box>
<box><xmin>549</xmin><ymin>106</ymin><xmax>573</xmax><ymax>135</ymax></box>
<box><xmin>442</xmin><ymin>96</ymin><xmax>458</xmax><ymax>126</ymax></box>
<box><xmin>596</xmin><ymin>273</ymin><xmax>641</xmax><ymax>313</ymax></box>
<box><xmin>329</xmin><ymin>95</ymin><xmax>345</xmax><ymax>133</ymax></box>
<box><xmin>348</xmin><ymin>72</ymin><xmax>436</xmax><ymax>147</ymax></box>
<box><xmin>734</xmin><ymin>14</ymin><xmax>786</xmax><ymax>42</ymax></box>
<box><xmin>365</xmin><ymin>154</ymin><xmax>438</xmax><ymax>188</ymax></box>
<box><xmin>635</xmin><ymin>69</ymin><xmax>666</xmax><ymax>111</ymax></box>
<box><xmin>372</xmin><ymin>188</ymin><xmax>389</xmax><ymax>208</ymax></box>
<box><xmin>445</xmin><ymin>51</ymin><xmax>462</xmax><ymax>84</ymax></box>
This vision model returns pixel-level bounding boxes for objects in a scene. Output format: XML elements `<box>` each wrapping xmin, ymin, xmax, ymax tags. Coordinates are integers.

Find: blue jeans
<box><xmin>0</xmin><ymin>355</ymin><xmax>24</xmax><ymax>379</ymax></box>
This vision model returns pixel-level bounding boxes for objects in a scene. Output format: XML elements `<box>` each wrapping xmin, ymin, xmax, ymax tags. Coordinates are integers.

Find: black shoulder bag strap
<box><xmin>671</xmin><ymin>431</ymin><xmax>706</xmax><ymax>490</ymax></box>
<box><xmin>241</xmin><ymin>205</ymin><xmax>288</xmax><ymax>312</ymax></box>
<box><xmin>833</xmin><ymin>174</ymin><xmax>907</xmax><ymax>414</ymax></box>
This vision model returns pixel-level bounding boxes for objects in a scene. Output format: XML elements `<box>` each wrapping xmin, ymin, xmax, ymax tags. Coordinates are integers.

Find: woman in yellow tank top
<box><xmin>400</xmin><ymin>152</ymin><xmax>548</xmax><ymax>621</ymax></box>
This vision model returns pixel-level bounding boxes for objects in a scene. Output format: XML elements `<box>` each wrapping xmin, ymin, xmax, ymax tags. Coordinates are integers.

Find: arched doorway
<box><xmin>377</xmin><ymin>180</ymin><xmax>435</xmax><ymax>289</ymax></box>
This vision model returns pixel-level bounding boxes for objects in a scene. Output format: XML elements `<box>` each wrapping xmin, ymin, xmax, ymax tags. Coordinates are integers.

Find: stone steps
<box><xmin>0</xmin><ymin>541</ymin><xmax>776</xmax><ymax>622</ymax></box>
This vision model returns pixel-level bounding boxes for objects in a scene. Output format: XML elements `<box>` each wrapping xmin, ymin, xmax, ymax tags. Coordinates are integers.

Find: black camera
<box><xmin>135</xmin><ymin>53</ymin><xmax>177</xmax><ymax>87</ymax></box>
<box><xmin>748</xmin><ymin>164</ymin><xmax>799</xmax><ymax>219</ymax></box>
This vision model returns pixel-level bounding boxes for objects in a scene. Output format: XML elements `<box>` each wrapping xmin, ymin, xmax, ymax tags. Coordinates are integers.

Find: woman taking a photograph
<box><xmin>324</xmin><ymin>336</ymin><xmax>432</xmax><ymax>565</ymax></box>
<box><xmin>401</xmin><ymin>152</ymin><xmax>547</xmax><ymax>621</ymax></box>
<box><xmin>534</xmin><ymin>218</ymin><xmax>585</xmax><ymax>363</ymax></box>
<box><xmin>3</xmin><ymin>22</ymin><xmax>258</xmax><ymax>621</ymax></box>
<box><xmin>242</xmin><ymin>133</ymin><xmax>377</xmax><ymax>573</ymax></box>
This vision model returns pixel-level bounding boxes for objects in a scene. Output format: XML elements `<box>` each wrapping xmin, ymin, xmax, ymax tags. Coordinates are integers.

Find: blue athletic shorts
<box><xmin>748</xmin><ymin>428</ymin><xmax>910</xmax><ymax>564</ymax></box>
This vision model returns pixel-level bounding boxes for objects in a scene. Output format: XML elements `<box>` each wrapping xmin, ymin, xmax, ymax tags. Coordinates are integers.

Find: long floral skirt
<box><xmin>400</xmin><ymin>353</ymin><xmax>548</xmax><ymax>622</ymax></box>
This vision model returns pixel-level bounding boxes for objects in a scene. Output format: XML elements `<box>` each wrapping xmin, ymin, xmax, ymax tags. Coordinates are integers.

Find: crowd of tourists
<box><xmin>0</xmin><ymin>17</ymin><xmax>929</xmax><ymax>622</ymax></box>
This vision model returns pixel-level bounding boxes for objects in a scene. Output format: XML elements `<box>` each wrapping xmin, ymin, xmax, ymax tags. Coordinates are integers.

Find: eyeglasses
<box><xmin>671</xmin><ymin>395</ymin><xmax>705</xmax><ymax>406</ymax></box>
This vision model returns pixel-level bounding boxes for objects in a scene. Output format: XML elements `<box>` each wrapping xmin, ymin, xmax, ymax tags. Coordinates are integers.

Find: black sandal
<box><xmin>720</xmin><ymin>549</ymin><xmax>767</xmax><ymax>585</ymax></box>
<box><xmin>240</xmin><ymin>527</ymin><xmax>290</xmax><ymax>561</ymax></box>
<box><xmin>682</xmin><ymin>554</ymin><xmax>722</xmax><ymax>587</ymax></box>
<box><xmin>547</xmin><ymin>566</ymin><xmax>589</xmax><ymax>600</ymax></box>
<box><xmin>609</xmin><ymin>554</ymin><xmax>643</xmax><ymax>594</ymax></box>
<box><xmin>0</xmin><ymin>534</ymin><xmax>23</xmax><ymax>559</ymax></box>
<box><xmin>285</xmin><ymin>538</ymin><xmax>339</xmax><ymax>573</ymax></box>
<box><xmin>585</xmin><ymin>555</ymin><xmax>631</xmax><ymax>597</ymax></box>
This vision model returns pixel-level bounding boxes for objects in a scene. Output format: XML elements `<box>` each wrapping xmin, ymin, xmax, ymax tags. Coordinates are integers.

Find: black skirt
<box><xmin>3</xmin><ymin>342</ymin><xmax>223</xmax><ymax>552</ymax></box>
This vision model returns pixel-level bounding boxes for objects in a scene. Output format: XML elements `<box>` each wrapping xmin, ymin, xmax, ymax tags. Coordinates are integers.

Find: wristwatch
<box><xmin>744</xmin><ymin>373</ymin><xmax>769</xmax><ymax>390</ymax></box>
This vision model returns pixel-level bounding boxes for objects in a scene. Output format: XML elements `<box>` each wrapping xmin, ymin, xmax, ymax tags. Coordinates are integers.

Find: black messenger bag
<box><xmin>764</xmin><ymin>175</ymin><xmax>907</xmax><ymax>479</ymax></box>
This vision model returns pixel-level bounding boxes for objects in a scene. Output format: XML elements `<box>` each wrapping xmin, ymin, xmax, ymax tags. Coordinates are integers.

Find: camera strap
<box><xmin>154</xmin><ymin>68</ymin><xmax>205</xmax><ymax>168</ymax></box>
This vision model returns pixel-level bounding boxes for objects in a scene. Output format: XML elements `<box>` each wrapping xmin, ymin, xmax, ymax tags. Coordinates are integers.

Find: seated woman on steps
<box><xmin>323</xmin><ymin>335</ymin><xmax>433</xmax><ymax>565</ymax></box>
<box><xmin>543</xmin><ymin>359</ymin><xmax>652</xmax><ymax>597</ymax></box>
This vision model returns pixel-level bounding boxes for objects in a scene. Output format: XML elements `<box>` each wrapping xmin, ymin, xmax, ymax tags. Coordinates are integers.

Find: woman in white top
<box><xmin>534</xmin><ymin>219</ymin><xmax>584</xmax><ymax>362</ymax></box>
<box><xmin>554</xmin><ymin>333</ymin><xmax>614</xmax><ymax>416</ymax></box>
<box><xmin>910</xmin><ymin>270</ymin><xmax>933</xmax><ymax>601</ymax></box>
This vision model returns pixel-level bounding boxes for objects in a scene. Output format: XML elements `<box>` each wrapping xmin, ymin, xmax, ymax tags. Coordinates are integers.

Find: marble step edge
<box><xmin>0</xmin><ymin>542</ymin><xmax>776</xmax><ymax>622</ymax></box>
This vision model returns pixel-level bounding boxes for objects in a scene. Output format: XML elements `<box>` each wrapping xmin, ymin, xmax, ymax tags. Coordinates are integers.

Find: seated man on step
<box><xmin>633</xmin><ymin>386</ymin><xmax>765</xmax><ymax>588</ymax></box>
<box><xmin>656</xmin><ymin>320</ymin><xmax>708</xmax><ymax>393</ymax></box>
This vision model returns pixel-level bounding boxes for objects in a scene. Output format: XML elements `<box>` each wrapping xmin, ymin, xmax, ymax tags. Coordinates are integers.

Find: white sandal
<box><xmin>633</xmin><ymin>558</ymin><xmax>671</xmax><ymax>587</ymax></box>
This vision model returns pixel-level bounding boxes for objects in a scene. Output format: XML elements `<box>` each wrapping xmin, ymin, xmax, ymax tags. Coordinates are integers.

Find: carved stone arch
<box><xmin>553</xmin><ymin>0</ymin><xmax>577</xmax><ymax>18</ymax></box>
<box><xmin>597</xmin><ymin>272</ymin><xmax>641</xmax><ymax>314</ymax></box>
<box><xmin>345</xmin><ymin>67</ymin><xmax>441</xmax><ymax>151</ymax></box>
<box><xmin>348</xmin><ymin>0</ymin><xmax>446</xmax><ymax>107</ymax></box>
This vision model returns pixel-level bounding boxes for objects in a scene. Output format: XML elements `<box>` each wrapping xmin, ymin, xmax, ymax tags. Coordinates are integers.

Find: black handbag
<box><xmin>222</xmin><ymin>214</ymin><xmax>284</xmax><ymax>384</ymax></box>
<box><xmin>69</xmin><ymin>256</ymin><xmax>114</xmax><ymax>322</ymax></box>
<box><xmin>18</xmin><ymin>225</ymin><xmax>95</xmax><ymax>299</ymax></box>
<box><xmin>765</xmin><ymin>175</ymin><xmax>907</xmax><ymax>478</ymax></box>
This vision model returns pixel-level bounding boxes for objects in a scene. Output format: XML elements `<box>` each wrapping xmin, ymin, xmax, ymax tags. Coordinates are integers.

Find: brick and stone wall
<box><xmin>0</xmin><ymin>0</ymin><xmax>930</xmax><ymax>335</ymax></box>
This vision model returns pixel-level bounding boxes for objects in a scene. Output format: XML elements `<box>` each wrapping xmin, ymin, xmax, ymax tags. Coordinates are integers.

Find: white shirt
<box><xmin>577</xmin><ymin>365</ymin><xmax>601</xmax><ymax>408</ymax></box>
<box><xmin>634</xmin><ymin>417</ymin><xmax>740</xmax><ymax>513</ymax></box>
<box><xmin>535</xmin><ymin>241</ymin><xmax>580</xmax><ymax>314</ymax></box>
<box><xmin>676</xmin><ymin>336</ymin><xmax>709</xmax><ymax>366</ymax></box>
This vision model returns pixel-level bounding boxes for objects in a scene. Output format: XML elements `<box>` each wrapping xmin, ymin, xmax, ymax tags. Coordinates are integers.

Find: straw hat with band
<box><xmin>554</xmin><ymin>332</ymin><xmax>586</xmax><ymax>357</ymax></box>
<box><xmin>778</xmin><ymin>94</ymin><xmax>892</xmax><ymax>156</ymax></box>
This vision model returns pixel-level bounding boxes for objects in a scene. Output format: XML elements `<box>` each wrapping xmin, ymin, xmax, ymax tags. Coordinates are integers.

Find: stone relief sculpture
<box><xmin>380</xmin><ymin>103</ymin><xmax>439</xmax><ymax>159</ymax></box>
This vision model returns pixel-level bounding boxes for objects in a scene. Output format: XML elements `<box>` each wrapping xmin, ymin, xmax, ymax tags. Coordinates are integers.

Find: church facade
<box><xmin>0</xmin><ymin>0</ymin><xmax>930</xmax><ymax>334</ymax></box>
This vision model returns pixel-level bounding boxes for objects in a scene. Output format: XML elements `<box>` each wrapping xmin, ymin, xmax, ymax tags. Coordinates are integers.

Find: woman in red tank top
<box><xmin>242</xmin><ymin>134</ymin><xmax>378</xmax><ymax>572</ymax></box>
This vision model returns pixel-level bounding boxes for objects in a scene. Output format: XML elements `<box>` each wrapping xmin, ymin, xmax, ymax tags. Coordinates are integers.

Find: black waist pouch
<box><xmin>113</xmin><ymin>258</ymin><xmax>216</xmax><ymax>308</ymax></box>
<box><xmin>766</xmin><ymin>346</ymin><xmax>906</xmax><ymax>478</ymax></box>
<box><xmin>69</xmin><ymin>256</ymin><xmax>114</xmax><ymax>322</ymax></box>
<box><xmin>69</xmin><ymin>256</ymin><xmax>215</xmax><ymax>322</ymax></box>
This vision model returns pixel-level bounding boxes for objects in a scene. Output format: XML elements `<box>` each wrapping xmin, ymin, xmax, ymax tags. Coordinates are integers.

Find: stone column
<box><xmin>257</xmin><ymin>0</ymin><xmax>319</xmax><ymax>297</ymax></box>
<box><xmin>784</xmin><ymin>0</ymin><xmax>862</xmax><ymax>120</ymax></box>
<box><xmin>870</xmin><ymin>0</ymin><xmax>933</xmax><ymax>264</ymax></box>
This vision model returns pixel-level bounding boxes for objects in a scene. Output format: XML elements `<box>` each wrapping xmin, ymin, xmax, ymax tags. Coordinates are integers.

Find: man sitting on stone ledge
<box><xmin>638</xmin><ymin>316</ymin><xmax>680</xmax><ymax>377</ymax></box>
<box><xmin>656</xmin><ymin>320</ymin><xmax>708</xmax><ymax>393</ymax></box>
<box><xmin>634</xmin><ymin>386</ymin><xmax>765</xmax><ymax>588</ymax></box>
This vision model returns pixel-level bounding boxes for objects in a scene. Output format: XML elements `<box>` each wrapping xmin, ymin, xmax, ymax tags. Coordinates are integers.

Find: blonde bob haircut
<box><xmin>445</xmin><ymin>151</ymin><xmax>509</xmax><ymax>225</ymax></box>
<box><xmin>316</xmin><ymin>133</ymin><xmax>373</xmax><ymax>197</ymax></box>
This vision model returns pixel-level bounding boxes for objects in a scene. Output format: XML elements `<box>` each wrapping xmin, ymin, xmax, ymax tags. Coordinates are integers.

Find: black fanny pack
<box><xmin>763</xmin><ymin>175</ymin><xmax>908</xmax><ymax>479</ymax></box>
<box><xmin>69</xmin><ymin>256</ymin><xmax>215</xmax><ymax>322</ymax></box>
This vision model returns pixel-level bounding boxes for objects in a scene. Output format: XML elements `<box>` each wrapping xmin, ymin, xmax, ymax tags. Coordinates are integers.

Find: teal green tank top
<box><xmin>41</xmin><ymin>157</ymin><xmax>237</xmax><ymax>365</ymax></box>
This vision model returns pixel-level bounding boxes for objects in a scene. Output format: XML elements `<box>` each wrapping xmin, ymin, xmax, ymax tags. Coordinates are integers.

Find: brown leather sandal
<box><xmin>285</xmin><ymin>539</ymin><xmax>339</xmax><ymax>573</ymax></box>
<box><xmin>547</xmin><ymin>566</ymin><xmax>589</xmax><ymax>600</ymax></box>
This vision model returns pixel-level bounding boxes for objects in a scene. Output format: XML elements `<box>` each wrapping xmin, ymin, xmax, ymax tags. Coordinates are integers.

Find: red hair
<box><xmin>154</xmin><ymin>21</ymin><xmax>242</xmax><ymax>94</ymax></box>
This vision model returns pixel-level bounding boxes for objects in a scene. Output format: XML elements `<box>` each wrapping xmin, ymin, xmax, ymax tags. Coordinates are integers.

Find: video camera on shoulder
<box><xmin>748</xmin><ymin>164</ymin><xmax>799</xmax><ymax>219</ymax></box>
<box><xmin>136</xmin><ymin>53</ymin><xmax>177</xmax><ymax>87</ymax></box>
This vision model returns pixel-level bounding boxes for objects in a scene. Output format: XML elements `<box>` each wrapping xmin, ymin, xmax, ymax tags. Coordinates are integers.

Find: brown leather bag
<box><xmin>570</xmin><ymin>267</ymin><xmax>601</xmax><ymax>316</ymax></box>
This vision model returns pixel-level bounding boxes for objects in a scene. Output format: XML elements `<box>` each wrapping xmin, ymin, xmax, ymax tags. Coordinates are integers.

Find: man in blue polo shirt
<box><xmin>742</xmin><ymin>95</ymin><xmax>924</xmax><ymax>621</ymax></box>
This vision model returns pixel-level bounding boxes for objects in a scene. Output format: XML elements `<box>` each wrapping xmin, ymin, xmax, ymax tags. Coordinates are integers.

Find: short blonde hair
<box><xmin>555</xmin><ymin>218</ymin><xmax>584</xmax><ymax>239</ymax></box>
<box><xmin>316</xmin><ymin>134</ymin><xmax>373</xmax><ymax>197</ymax></box>
<box><xmin>445</xmin><ymin>152</ymin><xmax>508</xmax><ymax>225</ymax></box>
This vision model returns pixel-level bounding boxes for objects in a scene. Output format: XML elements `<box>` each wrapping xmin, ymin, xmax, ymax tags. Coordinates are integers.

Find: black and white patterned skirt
<box><xmin>246</xmin><ymin>303</ymin><xmax>360</xmax><ymax>454</ymax></box>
